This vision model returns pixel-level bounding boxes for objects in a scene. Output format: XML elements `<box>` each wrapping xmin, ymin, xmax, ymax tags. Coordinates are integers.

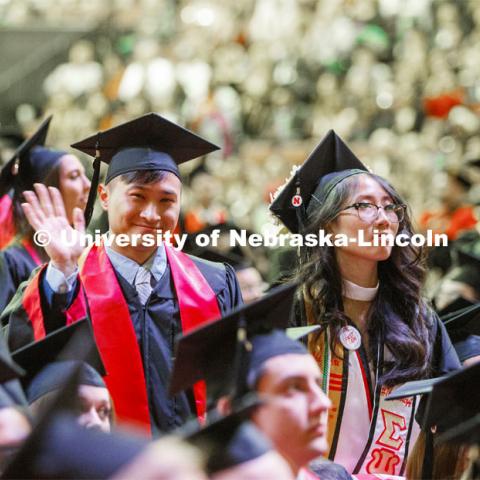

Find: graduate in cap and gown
<box><xmin>3</xmin><ymin>355</ymin><xmax>208</xmax><ymax>480</ymax></box>
<box><xmin>4</xmin><ymin>113</ymin><xmax>242</xmax><ymax>437</ymax></box>
<box><xmin>0</xmin><ymin>116</ymin><xmax>90</xmax><ymax>313</ymax></box>
<box><xmin>0</xmin><ymin>335</ymin><xmax>32</xmax><ymax>472</ymax></box>
<box><xmin>269</xmin><ymin>131</ymin><xmax>461</xmax><ymax>476</ymax></box>
<box><xmin>171</xmin><ymin>283</ymin><xmax>351</xmax><ymax>479</ymax></box>
<box><xmin>10</xmin><ymin>318</ymin><xmax>112</xmax><ymax>433</ymax></box>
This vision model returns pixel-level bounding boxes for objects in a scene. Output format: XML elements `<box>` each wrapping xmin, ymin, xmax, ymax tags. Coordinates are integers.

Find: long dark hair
<box><xmin>298</xmin><ymin>172</ymin><xmax>433</xmax><ymax>386</ymax></box>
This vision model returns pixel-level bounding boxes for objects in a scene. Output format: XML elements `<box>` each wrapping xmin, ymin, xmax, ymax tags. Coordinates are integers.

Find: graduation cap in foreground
<box><xmin>245</xmin><ymin>329</ymin><xmax>311</xmax><ymax>390</ymax></box>
<box><xmin>440</xmin><ymin>301</ymin><xmax>480</xmax><ymax>339</ymax></box>
<box><xmin>0</xmin><ymin>345</ymin><xmax>24</xmax><ymax>384</ymax></box>
<box><xmin>184</xmin><ymin>393</ymin><xmax>271</xmax><ymax>475</ymax></box>
<box><xmin>11</xmin><ymin>318</ymin><xmax>105</xmax><ymax>387</ymax></box>
<box><xmin>384</xmin><ymin>377</ymin><xmax>445</xmax><ymax>402</ymax></box>
<box><xmin>0</xmin><ymin>335</ymin><xmax>27</xmax><ymax>410</ymax></box>
<box><xmin>169</xmin><ymin>282</ymin><xmax>299</xmax><ymax>401</ymax></box>
<box><xmin>438</xmin><ymin>413</ymin><xmax>480</xmax><ymax>445</ymax></box>
<box><xmin>2</xmin><ymin>324</ymin><xmax>134</xmax><ymax>479</ymax></box>
<box><xmin>269</xmin><ymin>130</ymin><xmax>368</xmax><ymax>233</ymax></box>
<box><xmin>0</xmin><ymin>116</ymin><xmax>53</xmax><ymax>197</ymax></box>
<box><xmin>2</xmin><ymin>411</ymin><xmax>147</xmax><ymax>479</ymax></box>
<box><xmin>388</xmin><ymin>363</ymin><xmax>480</xmax><ymax>432</ymax></box>
<box><xmin>423</xmin><ymin>362</ymin><xmax>480</xmax><ymax>433</ymax></box>
<box><xmin>71</xmin><ymin>113</ymin><xmax>220</xmax><ymax>226</ymax></box>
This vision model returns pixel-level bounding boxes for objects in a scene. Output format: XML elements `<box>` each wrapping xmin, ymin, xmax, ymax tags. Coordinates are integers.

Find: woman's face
<box><xmin>58</xmin><ymin>155</ymin><xmax>91</xmax><ymax>225</ymax></box>
<box><xmin>328</xmin><ymin>175</ymin><xmax>400</xmax><ymax>265</ymax></box>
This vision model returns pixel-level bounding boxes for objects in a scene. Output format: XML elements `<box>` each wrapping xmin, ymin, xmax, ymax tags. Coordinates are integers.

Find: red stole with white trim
<box><xmin>22</xmin><ymin>243</ymin><xmax>221</xmax><ymax>435</ymax></box>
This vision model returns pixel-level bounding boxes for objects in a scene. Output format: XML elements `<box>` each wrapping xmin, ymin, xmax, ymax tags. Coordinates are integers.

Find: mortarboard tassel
<box><xmin>83</xmin><ymin>138</ymin><xmax>101</xmax><ymax>227</ymax></box>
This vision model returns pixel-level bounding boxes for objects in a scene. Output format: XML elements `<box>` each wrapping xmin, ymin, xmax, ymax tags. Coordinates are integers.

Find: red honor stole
<box><xmin>0</xmin><ymin>194</ymin><xmax>16</xmax><ymax>249</ymax></box>
<box><xmin>164</xmin><ymin>246</ymin><xmax>221</xmax><ymax>423</ymax></box>
<box><xmin>23</xmin><ymin>243</ymin><xmax>220</xmax><ymax>436</ymax></box>
<box><xmin>21</xmin><ymin>239</ymin><xmax>43</xmax><ymax>266</ymax></box>
<box><xmin>23</xmin><ymin>265</ymin><xmax>86</xmax><ymax>340</ymax></box>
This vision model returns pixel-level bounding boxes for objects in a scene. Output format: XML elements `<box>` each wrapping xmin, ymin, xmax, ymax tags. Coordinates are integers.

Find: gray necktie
<box><xmin>134</xmin><ymin>266</ymin><xmax>152</xmax><ymax>305</ymax></box>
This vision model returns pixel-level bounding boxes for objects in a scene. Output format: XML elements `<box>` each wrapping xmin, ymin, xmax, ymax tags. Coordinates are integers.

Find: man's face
<box><xmin>251</xmin><ymin>354</ymin><xmax>331</xmax><ymax>470</ymax></box>
<box><xmin>99</xmin><ymin>172</ymin><xmax>181</xmax><ymax>255</ymax></box>
<box><xmin>77</xmin><ymin>385</ymin><xmax>112</xmax><ymax>433</ymax></box>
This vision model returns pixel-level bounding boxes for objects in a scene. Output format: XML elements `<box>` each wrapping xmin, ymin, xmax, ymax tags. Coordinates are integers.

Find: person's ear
<box><xmin>98</xmin><ymin>183</ymin><xmax>109</xmax><ymax>211</ymax></box>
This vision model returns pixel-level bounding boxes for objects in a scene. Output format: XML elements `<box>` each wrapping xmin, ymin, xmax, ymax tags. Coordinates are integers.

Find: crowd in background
<box><xmin>3</xmin><ymin>0</ymin><xmax>480</xmax><ymax>228</ymax></box>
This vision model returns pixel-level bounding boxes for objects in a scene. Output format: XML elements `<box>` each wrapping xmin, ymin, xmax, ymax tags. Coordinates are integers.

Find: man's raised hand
<box><xmin>22</xmin><ymin>183</ymin><xmax>86</xmax><ymax>276</ymax></box>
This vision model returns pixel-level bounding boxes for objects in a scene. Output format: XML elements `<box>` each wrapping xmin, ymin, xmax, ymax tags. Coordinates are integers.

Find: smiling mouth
<box><xmin>134</xmin><ymin>224</ymin><xmax>159</xmax><ymax>231</ymax></box>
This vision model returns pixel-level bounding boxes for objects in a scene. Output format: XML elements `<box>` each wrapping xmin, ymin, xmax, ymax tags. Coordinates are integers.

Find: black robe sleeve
<box><xmin>430</xmin><ymin>311</ymin><xmax>462</xmax><ymax>375</ymax></box>
<box><xmin>217</xmin><ymin>262</ymin><xmax>243</xmax><ymax>313</ymax></box>
<box><xmin>3</xmin><ymin>265</ymin><xmax>76</xmax><ymax>351</ymax></box>
<box><xmin>0</xmin><ymin>245</ymin><xmax>38</xmax><ymax>316</ymax></box>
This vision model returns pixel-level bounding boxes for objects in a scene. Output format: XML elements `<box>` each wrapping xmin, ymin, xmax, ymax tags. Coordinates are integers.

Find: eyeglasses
<box><xmin>341</xmin><ymin>202</ymin><xmax>406</xmax><ymax>223</ymax></box>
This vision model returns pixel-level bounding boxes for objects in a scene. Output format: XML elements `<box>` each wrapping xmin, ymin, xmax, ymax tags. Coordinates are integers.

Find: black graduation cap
<box><xmin>11</xmin><ymin>318</ymin><xmax>105</xmax><ymax>387</ymax></box>
<box><xmin>2</xmin><ymin>407</ymin><xmax>147</xmax><ymax>479</ymax></box>
<box><xmin>184</xmin><ymin>393</ymin><xmax>270</xmax><ymax>475</ymax></box>
<box><xmin>246</xmin><ymin>329</ymin><xmax>310</xmax><ymax>390</ymax></box>
<box><xmin>71</xmin><ymin>113</ymin><xmax>220</xmax><ymax>226</ymax></box>
<box><xmin>440</xmin><ymin>301</ymin><xmax>480</xmax><ymax>338</ymax></box>
<box><xmin>384</xmin><ymin>377</ymin><xmax>445</xmax><ymax>402</ymax></box>
<box><xmin>269</xmin><ymin>130</ymin><xmax>368</xmax><ymax>233</ymax></box>
<box><xmin>26</xmin><ymin>361</ymin><xmax>106</xmax><ymax>405</ymax></box>
<box><xmin>0</xmin><ymin>116</ymin><xmax>52</xmax><ymax>197</ymax></box>
<box><xmin>437</xmin><ymin>413</ymin><xmax>480</xmax><ymax>445</ymax></box>
<box><xmin>0</xmin><ymin>336</ymin><xmax>27</xmax><ymax>409</ymax></box>
<box><xmin>1</xmin><ymin>324</ymin><xmax>139</xmax><ymax>479</ymax></box>
<box><xmin>0</xmin><ymin>348</ymin><xmax>24</xmax><ymax>384</ymax></box>
<box><xmin>388</xmin><ymin>363</ymin><xmax>480</xmax><ymax>432</ymax></box>
<box><xmin>423</xmin><ymin>362</ymin><xmax>480</xmax><ymax>433</ymax></box>
<box><xmin>169</xmin><ymin>282</ymin><xmax>298</xmax><ymax>401</ymax></box>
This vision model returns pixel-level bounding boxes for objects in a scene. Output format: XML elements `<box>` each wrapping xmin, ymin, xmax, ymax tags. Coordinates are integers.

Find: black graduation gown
<box><xmin>0</xmin><ymin>243</ymin><xmax>44</xmax><ymax>317</ymax></box>
<box><xmin>0</xmin><ymin>333</ymin><xmax>28</xmax><ymax>409</ymax></box>
<box><xmin>5</xmin><ymin>255</ymin><xmax>242</xmax><ymax>435</ymax></box>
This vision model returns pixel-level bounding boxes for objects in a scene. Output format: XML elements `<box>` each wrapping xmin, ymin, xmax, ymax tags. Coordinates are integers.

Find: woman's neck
<box><xmin>341</xmin><ymin>275</ymin><xmax>378</xmax><ymax>335</ymax></box>
<box><xmin>336</xmin><ymin>252</ymin><xmax>378</xmax><ymax>288</ymax></box>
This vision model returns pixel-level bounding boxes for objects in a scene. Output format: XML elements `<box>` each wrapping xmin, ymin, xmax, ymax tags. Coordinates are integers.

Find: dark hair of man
<box><xmin>117</xmin><ymin>170</ymin><xmax>170</xmax><ymax>186</ymax></box>
<box><xmin>297</xmin><ymin>172</ymin><xmax>433</xmax><ymax>387</ymax></box>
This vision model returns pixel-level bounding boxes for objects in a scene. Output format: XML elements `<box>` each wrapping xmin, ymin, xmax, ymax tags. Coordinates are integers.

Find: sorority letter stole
<box><xmin>305</xmin><ymin>301</ymin><xmax>418</xmax><ymax>476</ymax></box>
<box><xmin>22</xmin><ymin>243</ymin><xmax>221</xmax><ymax>436</ymax></box>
